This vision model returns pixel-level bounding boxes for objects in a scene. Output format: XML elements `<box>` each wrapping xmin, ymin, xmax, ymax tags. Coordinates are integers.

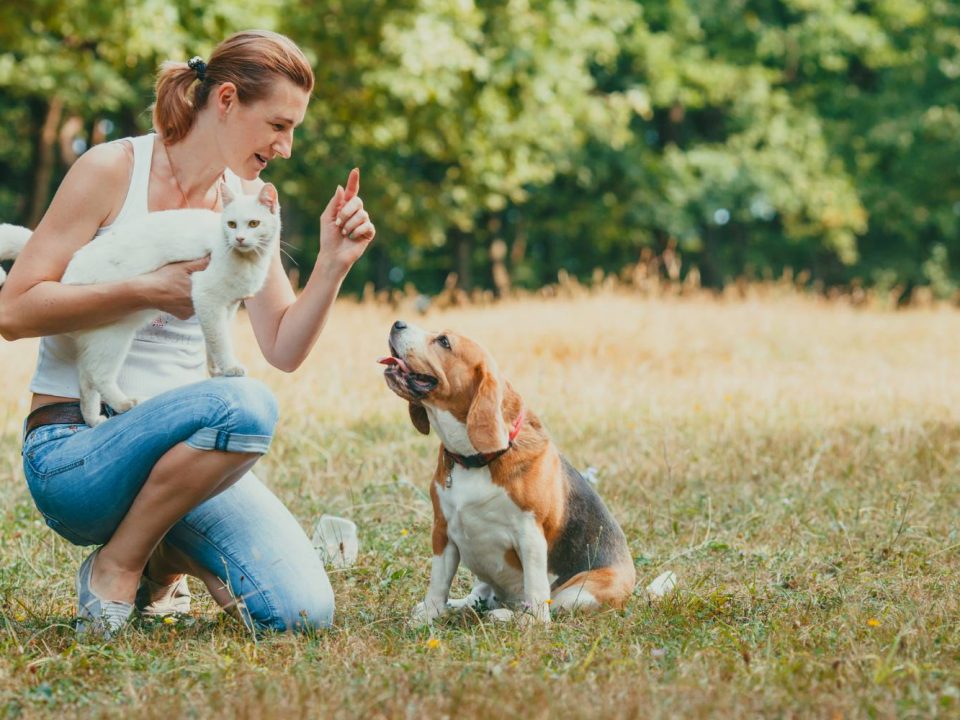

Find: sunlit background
<box><xmin>1</xmin><ymin>1</ymin><xmax>959</xmax><ymax>298</ymax></box>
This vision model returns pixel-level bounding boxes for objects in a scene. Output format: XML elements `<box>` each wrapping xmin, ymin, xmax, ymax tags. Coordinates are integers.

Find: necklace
<box><xmin>162</xmin><ymin>141</ymin><xmax>222</xmax><ymax>210</ymax></box>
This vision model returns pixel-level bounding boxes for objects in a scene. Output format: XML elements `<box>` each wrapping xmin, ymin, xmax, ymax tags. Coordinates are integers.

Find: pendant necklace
<box><xmin>163</xmin><ymin>141</ymin><xmax>222</xmax><ymax>210</ymax></box>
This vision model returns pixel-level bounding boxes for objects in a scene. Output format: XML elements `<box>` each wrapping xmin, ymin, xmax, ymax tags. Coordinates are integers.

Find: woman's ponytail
<box><xmin>152</xmin><ymin>61</ymin><xmax>204</xmax><ymax>144</ymax></box>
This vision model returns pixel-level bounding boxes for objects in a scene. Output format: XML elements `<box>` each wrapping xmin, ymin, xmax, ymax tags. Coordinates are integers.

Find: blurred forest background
<box><xmin>0</xmin><ymin>0</ymin><xmax>958</xmax><ymax>298</ymax></box>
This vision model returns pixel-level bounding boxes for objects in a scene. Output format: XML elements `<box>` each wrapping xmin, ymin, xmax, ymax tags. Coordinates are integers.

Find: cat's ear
<box><xmin>220</xmin><ymin>183</ymin><xmax>236</xmax><ymax>207</ymax></box>
<box><xmin>257</xmin><ymin>183</ymin><xmax>280</xmax><ymax>214</ymax></box>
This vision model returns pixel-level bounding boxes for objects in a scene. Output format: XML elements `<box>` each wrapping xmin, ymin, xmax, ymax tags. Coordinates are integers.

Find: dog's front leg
<box><xmin>447</xmin><ymin>580</ymin><xmax>498</xmax><ymax>611</ymax></box>
<box><xmin>517</xmin><ymin>515</ymin><xmax>552</xmax><ymax>624</ymax></box>
<box><xmin>411</xmin><ymin>541</ymin><xmax>460</xmax><ymax>625</ymax></box>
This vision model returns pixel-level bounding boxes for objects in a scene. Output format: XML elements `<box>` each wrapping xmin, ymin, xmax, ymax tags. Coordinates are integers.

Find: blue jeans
<box><xmin>21</xmin><ymin>377</ymin><xmax>334</xmax><ymax>632</ymax></box>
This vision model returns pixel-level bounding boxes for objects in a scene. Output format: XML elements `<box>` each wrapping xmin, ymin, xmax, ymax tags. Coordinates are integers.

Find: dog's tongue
<box><xmin>378</xmin><ymin>356</ymin><xmax>410</xmax><ymax>373</ymax></box>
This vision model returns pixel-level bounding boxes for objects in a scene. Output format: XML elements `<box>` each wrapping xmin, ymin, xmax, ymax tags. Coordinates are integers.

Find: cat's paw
<box><xmin>86</xmin><ymin>414</ymin><xmax>108</xmax><ymax>428</ymax></box>
<box><xmin>111</xmin><ymin>397</ymin><xmax>139</xmax><ymax>413</ymax></box>
<box><xmin>221</xmin><ymin>365</ymin><xmax>246</xmax><ymax>377</ymax></box>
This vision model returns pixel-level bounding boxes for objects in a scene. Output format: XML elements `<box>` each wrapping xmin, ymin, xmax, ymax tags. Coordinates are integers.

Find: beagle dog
<box><xmin>380</xmin><ymin>320</ymin><xmax>636</xmax><ymax>624</ymax></box>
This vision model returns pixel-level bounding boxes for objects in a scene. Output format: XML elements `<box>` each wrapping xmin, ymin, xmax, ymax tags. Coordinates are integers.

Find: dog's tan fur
<box><xmin>382</xmin><ymin>322</ymin><xmax>635</xmax><ymax>623</ymax></box>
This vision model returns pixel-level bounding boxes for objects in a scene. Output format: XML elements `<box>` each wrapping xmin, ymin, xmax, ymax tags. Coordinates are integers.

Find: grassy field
<box><xmin>2</xmin><ymin>290</ymin><xmax>960</xmax><ymax>718</ymax></box>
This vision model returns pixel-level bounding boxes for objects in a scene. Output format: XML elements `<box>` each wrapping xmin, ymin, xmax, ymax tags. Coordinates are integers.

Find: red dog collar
<box><xmin>444</xmin><ymin>407</ymin><xmax>525</xmax><ymax>469</ymax></box>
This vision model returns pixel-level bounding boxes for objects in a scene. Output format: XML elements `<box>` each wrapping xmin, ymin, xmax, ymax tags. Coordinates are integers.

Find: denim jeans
<box><xmin>21</xmin><ymin>377</ymin><xmax>334</xmax><ymax>632</ymax></box>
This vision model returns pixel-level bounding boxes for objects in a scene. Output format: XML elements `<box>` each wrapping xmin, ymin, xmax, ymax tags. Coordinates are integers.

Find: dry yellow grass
<box><xmin>1</xmin><ymin>291</ymin><xmax>960</xmax><ymax>718</ymax></box>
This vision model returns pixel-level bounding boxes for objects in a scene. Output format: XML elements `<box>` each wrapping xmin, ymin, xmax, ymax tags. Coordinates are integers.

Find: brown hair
<box><xmin>152</xmin><ymin>29</ymin><xmax>314</xmax><ymax>144</ymax></box>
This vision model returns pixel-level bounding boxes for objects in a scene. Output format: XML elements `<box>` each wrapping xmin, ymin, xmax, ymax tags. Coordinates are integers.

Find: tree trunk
<box><xmin>29</xmin><ymin>95</ymin><xmax>64</xmax><ymax>228</ymax></box>
<box><xmin>490</xmin><ymin>239</ymin><xmax>510</xmax><ymax>297</ymax></box>
<box><xmin>700</xmin><ymin>224</ymin><xmax>721</xmax><ymax>288</ymax></box>
<box><xmin>453</xmin><ymin>230</ymin><xmax>473</xmax><ymax>291</ymax></box>
<box><xmin>373</xmin><ymin>243</ymin><xmax>390</xmax><ymax>289</ymax></box>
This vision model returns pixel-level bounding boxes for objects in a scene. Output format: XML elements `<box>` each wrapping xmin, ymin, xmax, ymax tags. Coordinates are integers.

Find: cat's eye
<box><xmin>248</xmin><ymin>220</ymin><xmax>260</xmax><ymax>228</ymax></box>
<box><xmin>227</xmin><ymin>220</ymin><xmax>237</xmax><ymax>228</ymax></box>
<box><xmin>436</xmin><ymin>335</ymin><xmax>451</xmax><ymax>350</ymax></box>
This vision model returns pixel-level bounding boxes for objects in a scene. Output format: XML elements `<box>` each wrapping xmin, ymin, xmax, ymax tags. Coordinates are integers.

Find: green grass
<box><xmin>2</xmin><ymin>291</ymin><xmax>960</xmax><ymax>718</ymax></box>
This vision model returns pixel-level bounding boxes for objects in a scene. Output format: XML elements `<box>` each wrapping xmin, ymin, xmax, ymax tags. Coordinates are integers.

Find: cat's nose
<box><xmin>236</xmin><ymin>237</ymin><xmax>246</xmax><ymax>245</ymax></box>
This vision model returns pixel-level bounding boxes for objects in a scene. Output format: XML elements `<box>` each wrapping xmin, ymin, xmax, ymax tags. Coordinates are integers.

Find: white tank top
<box><xmin>30</xmin><ymin>133</ymin><xmax>244</xmax><ymax>400</ymax></box>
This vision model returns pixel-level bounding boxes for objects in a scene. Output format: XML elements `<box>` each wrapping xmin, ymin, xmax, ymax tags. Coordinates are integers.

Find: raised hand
<box><xmin>318</xmin><ymin>168</ymin><xmax>376</xmax><ymax>273</ymax></box>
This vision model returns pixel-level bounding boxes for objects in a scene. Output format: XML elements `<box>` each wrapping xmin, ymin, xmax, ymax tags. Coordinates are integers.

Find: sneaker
<box><xmin>76</xmin><ymin>548</ymin><xmax>134</xmax><ymax>639</ymax></box>
<box><xmin>136</xmin><ymin>574</ymin><xmax>191</xmax><ymax>617</ymax></box>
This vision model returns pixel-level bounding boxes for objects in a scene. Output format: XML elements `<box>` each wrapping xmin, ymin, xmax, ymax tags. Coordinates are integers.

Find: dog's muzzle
<box><xmin>379</xmin><ymin>335</ymin><xmax>438</xmax><ymax>400</ymax></box>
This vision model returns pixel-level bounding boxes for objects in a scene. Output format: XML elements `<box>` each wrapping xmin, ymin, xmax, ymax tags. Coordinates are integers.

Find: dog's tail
<box><xmin>0</xmin><ymin>223</ymin><xmax>32</xmax><ymax>286</ymax></box>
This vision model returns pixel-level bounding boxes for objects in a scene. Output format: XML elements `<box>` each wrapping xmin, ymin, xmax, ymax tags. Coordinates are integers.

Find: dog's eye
<box><xmin>436</xmin><ymin>335</ymin><xmax>451</xmax><ymax>350</ymax></box>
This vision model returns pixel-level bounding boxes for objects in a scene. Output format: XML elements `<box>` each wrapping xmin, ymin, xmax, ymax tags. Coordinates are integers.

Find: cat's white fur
<box><xmin>0</xmin><ymin>184</ymin><xmax>280</xmax><ymax>427</ymax></box>
<box><xmin>0</xmin><ymin>223</ymin><xmax>32</xmax><ymax>286</ymax></box>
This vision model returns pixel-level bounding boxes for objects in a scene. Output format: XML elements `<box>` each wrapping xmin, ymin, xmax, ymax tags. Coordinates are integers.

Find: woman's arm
<box><xmin>0</xmin><ymin>143</ymin><xmax>203</xmax><ymax>340</ymax></box>
<box><xmin>245</xmin><ymin>169</ymin><xmax>375</xmax><ymax>372</ymax></box>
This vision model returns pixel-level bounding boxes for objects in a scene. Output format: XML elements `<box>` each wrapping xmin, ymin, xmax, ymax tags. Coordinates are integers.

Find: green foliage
<box><xmin>0</xmin><ymin>0</ymin><xmax>957</xmax><ymax>292</ymax></box>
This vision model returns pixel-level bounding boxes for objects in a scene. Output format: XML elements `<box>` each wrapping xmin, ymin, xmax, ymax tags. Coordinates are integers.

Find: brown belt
<box><xmin>23</xmin><ymin>401</ymin><xmax>95</xmax><ymax>440</ymax></box>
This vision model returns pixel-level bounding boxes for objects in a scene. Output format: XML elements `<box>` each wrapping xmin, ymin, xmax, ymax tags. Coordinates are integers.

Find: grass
<box><xmin>2</xmin><ymin>289</ymin><xmax>960</xmax><ymax>718</ymax></box>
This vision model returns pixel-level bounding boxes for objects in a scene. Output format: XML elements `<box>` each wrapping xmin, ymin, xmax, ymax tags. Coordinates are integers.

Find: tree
<box><xmin>277</xmin><ymin>0</ymin><xmax>640</xmax><ymax>292</ymax></box>
<box><xmin>1</xmin><ymin>0</ymin><xmax>958</xmax><ymax>295</ymax></box>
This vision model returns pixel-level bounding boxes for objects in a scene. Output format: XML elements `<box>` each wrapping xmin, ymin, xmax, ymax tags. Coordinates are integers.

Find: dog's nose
<box><xmin>392</xmin><ymin>320</ymin><xmax>407</xmax><ymax>332</ymax></box>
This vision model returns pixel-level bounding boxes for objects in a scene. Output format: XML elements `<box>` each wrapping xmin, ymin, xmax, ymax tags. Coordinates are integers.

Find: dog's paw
<box><xmin>516</xmin><ymin>612</ymin><xmax>551</xmax><ymax>628</ymax></box>
<box><xmin>221</xmin><ymin>365</ymin><xmax>246</xmax><ymax>377</ymax></box>
<box><xmin>410</xmin><ymin>599</ymin><xmax>444</xmax><ymax>626</ymax></box>
<box><xmin>487</xmin><ymin>608</ymin><xmax>515</xmax><ymax>623</ymax></box>
<box><xmin>516</xmin><ymin>601</ymin><xmax>552</xmax><ymax>627</ymax></box>
<box><xmin>446</xmin><ymin>595</ymin><xmax>477</xmax><ymax>611</ymax></box>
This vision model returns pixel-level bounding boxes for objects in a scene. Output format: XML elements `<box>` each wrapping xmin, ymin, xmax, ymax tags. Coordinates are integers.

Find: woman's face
<box><xmin>219</xmin><ymin>78</ymin><xmax>311</xmax><ymax>181</ymax></box>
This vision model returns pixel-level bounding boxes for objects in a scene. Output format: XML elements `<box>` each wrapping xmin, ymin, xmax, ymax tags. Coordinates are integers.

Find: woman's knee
<box><xmin>207</xmin><ymin>377</ymin><xmax>278</xmax><ymax>433</ymax></box>
<box><xmin>249</xmin><ymin>573</ymin><xmax>336</xmax><ymax>633</ymax></box>
<box><xmin>186</xmin><ymin>378</ymin><xmax>279</xmax><ymax>453</ymax></box>
<box><xmin>171</xmin><ymin>473</ymin><xmax>334</xmax><ymax>633</ymax></box>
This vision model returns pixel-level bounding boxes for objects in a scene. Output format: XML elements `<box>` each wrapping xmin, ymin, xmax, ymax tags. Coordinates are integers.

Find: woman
<box><xmin>0</xmin><ymin>30</ymin><xmax>375</xmax><ymax>636</ymax></box>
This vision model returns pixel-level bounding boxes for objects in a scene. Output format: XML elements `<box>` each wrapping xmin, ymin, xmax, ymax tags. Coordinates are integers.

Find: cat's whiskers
<box><xmin>278</xmin><ymin>246</ymin><xmax>298</xmax><ymax>266</ymax></box>
<box><xmin>276</xmin><ymin>239</ymin><xmax>300</xmax><ymax>267</ymax></box>
<box><xmin>229</xmin><ymin>237</ymin><xmax>274</xmax><ymax>260</ymax></box>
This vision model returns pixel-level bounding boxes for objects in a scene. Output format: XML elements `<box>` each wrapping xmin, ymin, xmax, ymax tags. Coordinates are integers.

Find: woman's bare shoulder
<box><xmin>27</xmin><ymin>139</ymin><xmax>136</xmax><ymax>254</ymax></box>
<box><xmin>71</xmin><ymin>139</ymin><xmax>134</xmax><ymax>187</ymax></box>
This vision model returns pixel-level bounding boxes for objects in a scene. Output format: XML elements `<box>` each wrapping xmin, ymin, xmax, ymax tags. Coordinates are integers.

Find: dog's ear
<box><xmin>409</xmin><ymin>402</ymin><xmax>430</xmax><ymax>435</ymax></box>
<box><xmin>467</xmin><ymin>368</ymin><xmax>508</xmax><ymax>453</ymax></box>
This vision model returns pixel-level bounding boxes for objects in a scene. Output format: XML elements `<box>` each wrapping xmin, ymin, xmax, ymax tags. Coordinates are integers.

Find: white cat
<box><xmin>0</xmin><ymin>184</ymin><xmax>280</xmax><ymax>427</ymax></box>
<box><xmin>0</xmin><ymin>223</ymin><xmax>32</xmax><ymax>286</ymax></box>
